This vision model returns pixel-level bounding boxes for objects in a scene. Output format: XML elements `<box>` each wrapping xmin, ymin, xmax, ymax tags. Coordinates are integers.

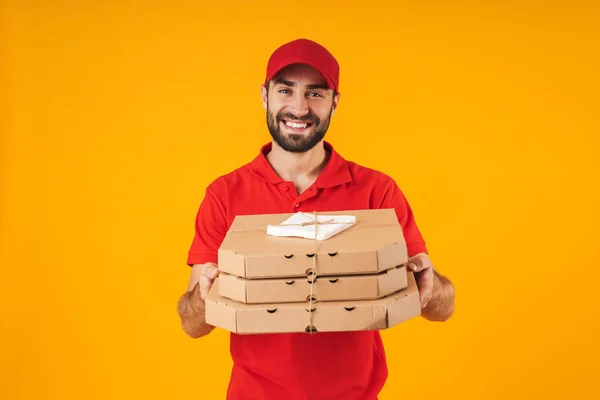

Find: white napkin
<box><xmin>266</xmin><ymin>212</ymin><xmax>356</xmax><ymax>240</ymax></box>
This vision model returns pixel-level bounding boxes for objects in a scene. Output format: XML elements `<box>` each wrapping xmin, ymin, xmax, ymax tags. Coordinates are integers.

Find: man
<box><xmin>177</xmin><ymin>38</ymin><xmax>455</xmax><ymax>400</ymax></box>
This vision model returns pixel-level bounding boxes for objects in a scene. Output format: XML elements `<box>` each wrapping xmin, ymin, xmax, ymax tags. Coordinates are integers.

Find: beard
<box><xmin>266</xmin><ymin>102</ymin><xmax>334</xmax><ymax>153</ymax></box>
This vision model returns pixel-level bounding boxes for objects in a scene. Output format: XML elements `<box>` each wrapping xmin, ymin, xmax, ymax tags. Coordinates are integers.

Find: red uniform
<box><xmin>188</xmin><ymin>141</ymin><xmax>428</xmax><ymax>400</ymax></box>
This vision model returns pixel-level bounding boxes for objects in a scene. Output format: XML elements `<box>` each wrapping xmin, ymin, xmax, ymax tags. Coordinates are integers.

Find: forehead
<box><xmin>273</xmin><ymin>63</ymin><xmax>327</xmax><ymax>86</ymax></box>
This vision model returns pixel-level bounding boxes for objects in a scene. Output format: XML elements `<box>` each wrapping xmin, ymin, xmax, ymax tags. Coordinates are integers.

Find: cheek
<box><xmin>267</xmin><ymin>99</ymin><xmax>285</xmax><ymax>113</ymax></box>
<box><xmin>314</xmin><ymin>106</ymin><xmax>332</xmax><ymax>121</ymax></box>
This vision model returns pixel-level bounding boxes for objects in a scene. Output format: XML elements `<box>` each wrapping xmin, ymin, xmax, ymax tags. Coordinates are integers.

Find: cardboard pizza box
<box><xmin>205</xmin><ymin>271</ymin><xmax>421</xmax><ymax>335</ymax></box>
<box><xmin>218</xmin><ymin>208</ymin><xmax>409</xmax><ymax>279</ymax></box>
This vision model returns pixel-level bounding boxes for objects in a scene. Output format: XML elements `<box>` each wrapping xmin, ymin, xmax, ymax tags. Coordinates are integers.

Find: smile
<box><xmin>282</xmin><ymin>120</ymin><xmax>313</xmax><ymax>130</ymax></box>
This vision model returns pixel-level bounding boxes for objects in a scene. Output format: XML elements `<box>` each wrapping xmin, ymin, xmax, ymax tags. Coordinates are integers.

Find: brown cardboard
<box><xmin>218</xmin><ymin>264</ymin><xmax>408</xmax><ymax>304</ymax></box>
<box><xmin>205</xmin><ymin>271</ymin><xmax>421</xmax><ymax>335</ymax></box>
<box><xmin>218</xmin><ymin>208</ymin><xmax>408</xmax><ymax>279</ymax></box>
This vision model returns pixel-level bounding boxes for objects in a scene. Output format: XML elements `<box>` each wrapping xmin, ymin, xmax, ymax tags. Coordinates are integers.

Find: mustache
<box><xmin>276</xmin><ymin>111</ymin><xmax>319</xmax><ymax>124</ymax></box>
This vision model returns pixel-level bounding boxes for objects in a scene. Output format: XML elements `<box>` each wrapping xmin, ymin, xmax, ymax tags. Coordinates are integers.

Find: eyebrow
<box><xmin>306</xmin><ymin>83</ymin><xmax>330</xmax><ymax>90</ymax></box>
<box><xmin>274</xmin><ymin>79</ymin><xmax>329</xmax><ymax>91</ymax></box>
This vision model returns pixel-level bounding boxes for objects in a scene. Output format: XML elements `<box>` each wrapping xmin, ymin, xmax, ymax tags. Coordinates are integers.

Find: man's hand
<box><xmin>177</xmin><ymin>262</ymin><xmax>220</xmax><ymax>338</ymax></box>
<box><xmin>408</xmin><ymin>253</ymin><xmax>435</xmax><ymax>308</ymax></box>
<box><xmin>408</xmin><ymin>253</ymin><xmax>455</xmax><ymax>322</ymax></box>
<box><xmin>197</xmin><ymin>263</ymin><xmax>220</xmax><ymax>300</ymax></box>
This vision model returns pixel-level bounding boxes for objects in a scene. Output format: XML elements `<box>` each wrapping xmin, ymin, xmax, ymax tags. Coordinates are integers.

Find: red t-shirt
<box><xmin>187</xmin><ymin>141</ymin><xmax>428</xmax><ymax>400</ymax></box>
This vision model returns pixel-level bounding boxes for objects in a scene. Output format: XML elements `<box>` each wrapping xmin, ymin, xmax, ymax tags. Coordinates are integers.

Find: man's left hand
<box><xmin>408</xmin><ymin>253</ymin><xmax>435</xmax><ymax>309</ymax></box>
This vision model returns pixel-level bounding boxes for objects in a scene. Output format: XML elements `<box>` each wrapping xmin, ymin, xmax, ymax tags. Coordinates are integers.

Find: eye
<box><xmin>278</xmin><ymin>88</ymin><xmax>292</xmax><ymax>94</ymax></box>
<box><xmin>308</xmin><ymin>92</ymin><xmax>323</xmax><ymax>98</ymax></box>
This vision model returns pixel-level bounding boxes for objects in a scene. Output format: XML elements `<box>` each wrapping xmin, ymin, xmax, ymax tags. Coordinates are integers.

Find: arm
<box><xmin>377</xmin><ymin>179</ymin><xmax>455</xmax><ymax>321</ymax></box>
<box><xmin>424</xmin><ymin>269</ymin><xmax>455</xmax><ymax>322</ymax></box>
<box><xmin>177</xmin><ymin>263</ymin><xmax>220</xmax><ymax>338</ymax></box>
<box><xmin>408</xmin><ymin>253</ymin><xmax>455</xmax><ymax>322</ymax></box>
<box><xmin>178</xmin><ymin>184</ymin><xmax>228</xmax><ymax>338</ymax></box>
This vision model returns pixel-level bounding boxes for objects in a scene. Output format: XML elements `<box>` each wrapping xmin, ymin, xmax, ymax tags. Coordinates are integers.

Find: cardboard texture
<box><xmin>205</xmin><ymin>272</ymin><xmax>421</xmax><ymax>335</ymax></box>
<box><xmin>218</xmin><ymin>209</ymin><xmax>408</xmax><ymax>279</ymax></box>
<box><xmin>218</xmin><ymin>264</ymin><xmax>409</xmax><ymax>304</ymax></box>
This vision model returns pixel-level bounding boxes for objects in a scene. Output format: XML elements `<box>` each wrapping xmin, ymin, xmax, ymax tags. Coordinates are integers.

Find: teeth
<box><xmin>285</xmin><ymin>121</ymin><xmax>308</xmax><ymax>129</ymax></box>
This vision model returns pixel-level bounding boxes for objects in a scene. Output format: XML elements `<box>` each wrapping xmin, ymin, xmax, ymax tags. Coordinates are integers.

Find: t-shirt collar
<box><xmin>249</xmin><ymin>141</ymin><xmax>352</xmax><ymax>188</ymax></box>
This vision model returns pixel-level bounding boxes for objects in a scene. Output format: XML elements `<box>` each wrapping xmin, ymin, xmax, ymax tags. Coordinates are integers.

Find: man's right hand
<box><xmin>197</xmin><ymin>263</ymin><xmax>219</xmax><ymax>300</ymax></box>
<box><xmin>177</xmin><ymin>262</ymin><xmax>220</xmax><ymax>338</ymax></box>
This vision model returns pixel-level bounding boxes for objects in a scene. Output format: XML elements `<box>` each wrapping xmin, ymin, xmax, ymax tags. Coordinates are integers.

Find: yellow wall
<box><xmin>2</xmin><ymin>1</ymin><xmax>599</xmax><ymax>399</ymax></box>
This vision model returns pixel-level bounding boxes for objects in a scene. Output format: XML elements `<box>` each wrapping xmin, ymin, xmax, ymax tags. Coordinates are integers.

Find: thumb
<box><xmin>207</xmin><ymin>266</ymin><xmax>219</xmax><ymax>279</ymax></box>
<box><xmin>408</xmin><ymin>262</ymin><xmax>419</xmax><ymax>272</ymax></box>
<box><xmin>408</xmin><ymin>253</ymin><xmax>429</xmax><ymax>272</ymax></box>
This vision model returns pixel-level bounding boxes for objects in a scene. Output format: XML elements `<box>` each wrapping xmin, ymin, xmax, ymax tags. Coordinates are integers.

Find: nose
<box><xmin>288</xmin><ymin>93</ymin><xmax>309</xmax><ymax>117</ymax></box>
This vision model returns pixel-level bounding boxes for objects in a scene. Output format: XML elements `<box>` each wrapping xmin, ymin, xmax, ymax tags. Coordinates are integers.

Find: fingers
<box><xmin>416</xmin><ymin>269</ymin><xmax>434</xmax><ymax>308</ymax></box>
<box><xmin>409</xmin><ymin>255</ymin><xmax>434</xmax><ymax>308</ymax></box>
<box><xmin>199</xmin><ymin>265</ymin><xmax>219</xmax><ymax>300</ymax></box>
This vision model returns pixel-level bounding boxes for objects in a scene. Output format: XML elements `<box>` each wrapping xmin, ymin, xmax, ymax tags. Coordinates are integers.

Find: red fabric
<box><xmin>264</xmin><ymin>38</ymin><xmax>340</xmax><ymax>91</ymax></box>
<box><xmin>187</xmin><ymin>141</ymin><xmax>428</xmax><ymax>400</ymax></box>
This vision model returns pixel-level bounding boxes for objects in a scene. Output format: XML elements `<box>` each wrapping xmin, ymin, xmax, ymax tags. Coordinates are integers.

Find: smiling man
<box><xmin>178</xmin><ymin>38</ymin><xmax>455</xmax><ymax>400</ymax></box>
<box><xmin>265</xmin><ymin>66</ymin><xmax>335</xmax><ymax>155</ymax></box>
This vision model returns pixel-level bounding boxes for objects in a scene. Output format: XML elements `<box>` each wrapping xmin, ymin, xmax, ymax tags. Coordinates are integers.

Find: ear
<box><xmin>331</xmin><ymin>91</ymin><xmax>341</xmax><ymax>115</ymax></box>
<box><xmin>260</xmin><ymin>84</ymin><xmax>268</xmax><ymax>110</ymax></box>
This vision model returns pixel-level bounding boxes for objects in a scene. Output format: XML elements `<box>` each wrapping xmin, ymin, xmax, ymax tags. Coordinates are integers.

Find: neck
<box><xmin>266</xmin><ymin>141</ymin><xmax>329</xmax><ymax>186</ymax></box>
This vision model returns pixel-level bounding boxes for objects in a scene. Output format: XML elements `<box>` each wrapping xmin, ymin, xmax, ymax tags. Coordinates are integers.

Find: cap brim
<box><xmin>266</xmin><ymin>59</ymin><xmax>336</xmax><ymax>91</ymax></box>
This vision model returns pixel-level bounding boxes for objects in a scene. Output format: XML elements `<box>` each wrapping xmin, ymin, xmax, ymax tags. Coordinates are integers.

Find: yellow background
<box><xmin>2</xmin><ymin>1</ymin><xmax>599</xmax><ymax>399</ymax></box>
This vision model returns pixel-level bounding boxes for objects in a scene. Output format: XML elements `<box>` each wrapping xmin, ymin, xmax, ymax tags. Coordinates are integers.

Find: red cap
<box><xmin>265</xmin><ymin>38</ymin><xmax>340</xmax><ymax>92</ymax></box>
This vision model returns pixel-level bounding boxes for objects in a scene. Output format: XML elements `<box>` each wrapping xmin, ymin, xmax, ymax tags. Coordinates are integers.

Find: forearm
<box><xmin>177</xmin><ymin>282</ymin><xmax>215</xmax><ymax>338</ymax></box>
<box><xmin>421</xmin><ymin>270</ymin><xmax>455</xmax><ymax>322</ymax></box>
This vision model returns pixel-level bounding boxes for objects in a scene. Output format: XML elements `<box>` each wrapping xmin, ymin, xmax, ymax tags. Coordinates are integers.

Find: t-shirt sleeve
<box><xmin>379</xmin><ymin>180</ymin><xmax>428</xmax><ymax>258</ymax></box>
<box><xmin>186</xmin><ymin>185</ymin><xmax>228</xmax><ymax>266</ymax></box>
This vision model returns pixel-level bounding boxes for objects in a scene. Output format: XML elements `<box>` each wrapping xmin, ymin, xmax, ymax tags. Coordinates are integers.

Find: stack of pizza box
<box><xmin>205</xmin><ymin>208</ymin><xmax>421</xmax><ymax>335</ymax></box>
